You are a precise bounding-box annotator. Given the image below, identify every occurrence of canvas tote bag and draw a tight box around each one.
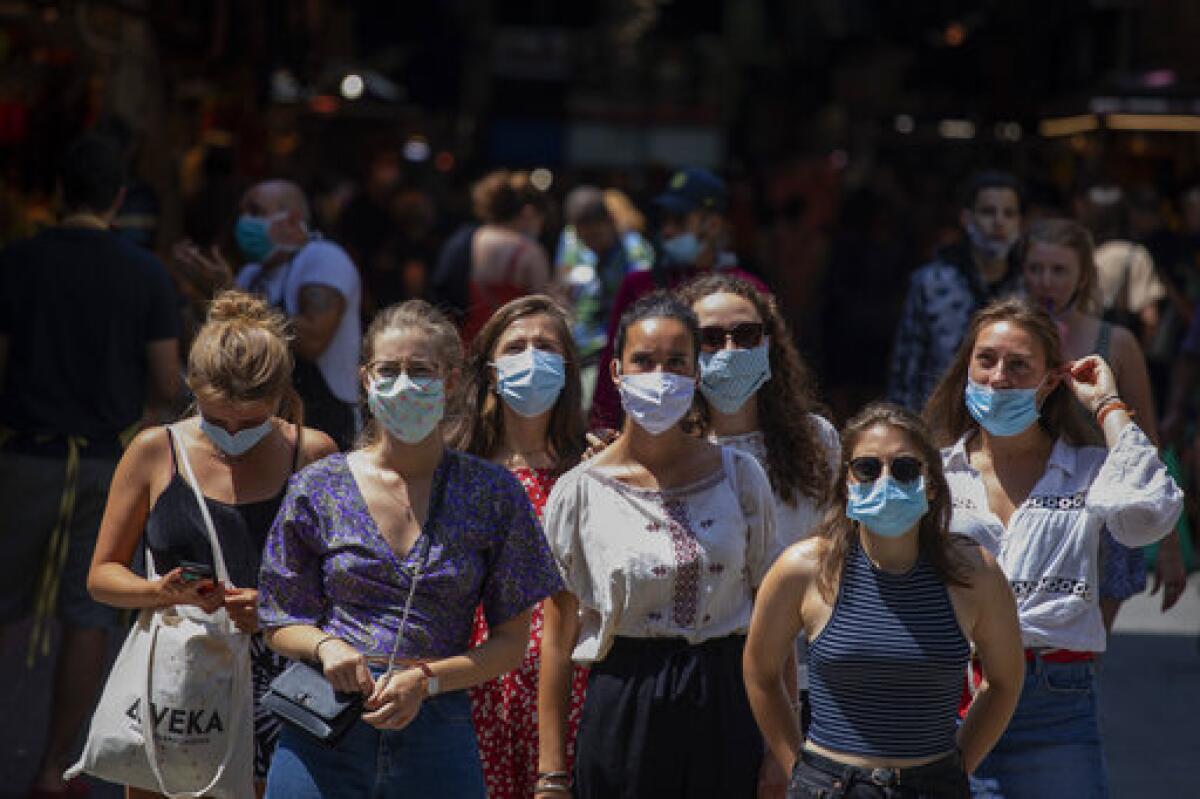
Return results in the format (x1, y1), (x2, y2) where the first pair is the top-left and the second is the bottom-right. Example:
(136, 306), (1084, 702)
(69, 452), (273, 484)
(66, 425), (254, 797)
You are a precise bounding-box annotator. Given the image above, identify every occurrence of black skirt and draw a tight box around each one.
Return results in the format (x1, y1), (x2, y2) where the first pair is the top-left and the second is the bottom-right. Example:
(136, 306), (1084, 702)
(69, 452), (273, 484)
(574, 634), (764, 799)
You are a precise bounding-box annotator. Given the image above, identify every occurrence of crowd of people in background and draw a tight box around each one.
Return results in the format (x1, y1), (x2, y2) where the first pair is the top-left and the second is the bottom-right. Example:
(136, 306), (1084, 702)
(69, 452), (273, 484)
(0, 129), (1195, 799)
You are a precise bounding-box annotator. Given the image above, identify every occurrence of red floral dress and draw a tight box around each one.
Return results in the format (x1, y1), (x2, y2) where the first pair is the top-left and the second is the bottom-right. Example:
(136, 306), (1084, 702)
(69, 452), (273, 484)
(470, 467), (589, 799)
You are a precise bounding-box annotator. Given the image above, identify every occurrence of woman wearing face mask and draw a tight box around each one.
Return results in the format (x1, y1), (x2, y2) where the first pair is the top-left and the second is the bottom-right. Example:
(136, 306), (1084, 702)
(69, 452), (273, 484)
(923, 298), (1183, 799)
(679, 274), (838, 752)
(538, 292), (781, 798)
(1018, 218), (1188, 623)
(744, 404), (1024, 799)
(256, 300), (563, 798)
(449, 295), (589, 799)
(87, 291), (338, 796)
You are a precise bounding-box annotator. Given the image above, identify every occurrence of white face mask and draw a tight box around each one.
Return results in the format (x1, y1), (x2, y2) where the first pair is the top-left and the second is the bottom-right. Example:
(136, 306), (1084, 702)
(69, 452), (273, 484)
(618, 371), (696, 435)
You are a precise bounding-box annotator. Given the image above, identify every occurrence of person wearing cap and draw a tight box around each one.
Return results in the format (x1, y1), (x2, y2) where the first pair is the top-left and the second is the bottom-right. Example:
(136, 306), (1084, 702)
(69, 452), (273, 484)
(588, 168), (768, 431)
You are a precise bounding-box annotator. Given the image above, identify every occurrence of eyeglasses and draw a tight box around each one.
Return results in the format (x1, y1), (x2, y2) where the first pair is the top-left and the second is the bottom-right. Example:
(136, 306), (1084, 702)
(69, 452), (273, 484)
(699, 322), (765, 350)
(848, 456), (924, 485)
(366, 360), (440, 388)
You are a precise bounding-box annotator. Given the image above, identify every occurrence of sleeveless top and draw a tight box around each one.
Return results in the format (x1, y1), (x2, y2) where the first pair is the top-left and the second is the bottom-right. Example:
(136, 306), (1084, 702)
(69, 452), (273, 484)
(463, 240), (528, 343)
(807, 543), (970, 759)
(144, 427), (297, 588)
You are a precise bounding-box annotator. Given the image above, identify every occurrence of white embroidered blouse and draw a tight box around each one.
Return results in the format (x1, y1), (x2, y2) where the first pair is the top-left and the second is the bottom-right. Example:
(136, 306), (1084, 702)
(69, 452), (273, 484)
(714, 413), (840, 547)
(544, 446), (781, 664)
(943, 423), (1183, 653)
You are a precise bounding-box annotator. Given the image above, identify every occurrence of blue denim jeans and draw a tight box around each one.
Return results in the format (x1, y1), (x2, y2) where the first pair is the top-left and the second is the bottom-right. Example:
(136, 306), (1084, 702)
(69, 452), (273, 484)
(264, 689), (485, 798)
(969, 658), (1108, 799)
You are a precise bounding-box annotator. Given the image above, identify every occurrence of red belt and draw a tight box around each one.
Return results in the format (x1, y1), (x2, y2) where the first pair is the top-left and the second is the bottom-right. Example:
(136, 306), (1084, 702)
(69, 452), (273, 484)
(1024, 648), (1094, 663)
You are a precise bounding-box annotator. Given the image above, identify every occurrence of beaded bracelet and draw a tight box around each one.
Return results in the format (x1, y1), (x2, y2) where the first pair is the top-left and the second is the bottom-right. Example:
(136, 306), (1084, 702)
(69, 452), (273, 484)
(1096, 400), (1133, 427)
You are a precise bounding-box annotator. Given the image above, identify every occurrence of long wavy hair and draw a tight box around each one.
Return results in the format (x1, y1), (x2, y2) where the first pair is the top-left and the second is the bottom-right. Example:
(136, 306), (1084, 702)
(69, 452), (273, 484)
(450, 295), (585, 475)
(678, 273), (833, 505)
(815, 404), (967, 601)
(922, 297), (1097, 448)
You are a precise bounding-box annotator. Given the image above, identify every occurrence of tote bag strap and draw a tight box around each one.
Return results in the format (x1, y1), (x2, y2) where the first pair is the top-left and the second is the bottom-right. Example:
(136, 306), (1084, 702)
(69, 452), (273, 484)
(141, 619), (250, 798)
(138, 425), (249, 796)
(170, 424), (236, 591)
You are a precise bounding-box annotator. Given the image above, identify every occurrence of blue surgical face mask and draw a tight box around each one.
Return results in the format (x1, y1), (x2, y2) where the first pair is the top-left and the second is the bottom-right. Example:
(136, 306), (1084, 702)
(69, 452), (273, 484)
(200, 417), (274, 458)
(698, 341), (771, 414)
(493, 348), (566, 418)
(235, 212), (302, 263)
(964, 378), (1043, 437)
(235, 215), (275, 262)
(367, 373), (445, 444)
(846, 475), (929, 538)
(661, 232), (701, 266)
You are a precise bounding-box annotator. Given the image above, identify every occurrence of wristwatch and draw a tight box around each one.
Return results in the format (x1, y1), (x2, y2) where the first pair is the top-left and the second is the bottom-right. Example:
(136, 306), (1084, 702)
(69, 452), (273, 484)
(415, 662), (439, 696)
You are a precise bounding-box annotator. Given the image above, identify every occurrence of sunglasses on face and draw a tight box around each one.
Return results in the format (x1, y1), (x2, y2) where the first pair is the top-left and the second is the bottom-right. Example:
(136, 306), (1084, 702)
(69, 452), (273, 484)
(848, 456), (924, 485)
(699, 322), (765, 350)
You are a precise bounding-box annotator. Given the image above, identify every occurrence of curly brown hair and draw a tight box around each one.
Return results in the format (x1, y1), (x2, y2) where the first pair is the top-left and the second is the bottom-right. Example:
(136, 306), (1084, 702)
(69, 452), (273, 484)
(678, 274), (833, 505)
(449, 295), (585, 475)
(814, 403), (968, 601)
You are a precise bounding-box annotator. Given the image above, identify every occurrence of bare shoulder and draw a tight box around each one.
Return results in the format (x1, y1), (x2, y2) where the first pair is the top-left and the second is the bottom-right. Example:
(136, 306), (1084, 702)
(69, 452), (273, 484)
(295, 425), (338, 466)
(1108, 324), (1144, 366)
(121, 425), (174, 484)
(774, 536), (824, 580)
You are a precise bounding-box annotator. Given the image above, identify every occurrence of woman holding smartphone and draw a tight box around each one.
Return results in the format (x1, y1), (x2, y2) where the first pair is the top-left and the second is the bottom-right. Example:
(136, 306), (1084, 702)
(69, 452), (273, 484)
(88, 291), (337, 796)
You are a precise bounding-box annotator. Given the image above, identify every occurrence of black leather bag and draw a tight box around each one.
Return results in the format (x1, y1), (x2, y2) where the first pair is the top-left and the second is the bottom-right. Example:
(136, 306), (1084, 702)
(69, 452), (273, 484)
(262, 661), (364, 746)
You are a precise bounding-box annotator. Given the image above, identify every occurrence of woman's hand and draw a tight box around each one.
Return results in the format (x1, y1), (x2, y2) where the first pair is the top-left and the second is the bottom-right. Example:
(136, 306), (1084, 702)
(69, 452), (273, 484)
(155, 568), (225, 614)
(1065, 355), (1120, 412)
(1150, 532), (1188, 612)
(583, 429), (619, 460)
(223, 587), (259, 633)
(362, 667), (427, 730)
(317, 638), (374, 695)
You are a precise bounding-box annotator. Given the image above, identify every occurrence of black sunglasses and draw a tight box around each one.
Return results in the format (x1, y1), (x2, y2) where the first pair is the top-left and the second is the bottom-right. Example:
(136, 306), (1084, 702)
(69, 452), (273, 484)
(699, 322), (765, 350)
(848, 456), (924, 485)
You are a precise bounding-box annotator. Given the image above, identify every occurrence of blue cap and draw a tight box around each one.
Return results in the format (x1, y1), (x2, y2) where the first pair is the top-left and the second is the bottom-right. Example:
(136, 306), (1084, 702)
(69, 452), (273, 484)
(653, 168), (727, 215)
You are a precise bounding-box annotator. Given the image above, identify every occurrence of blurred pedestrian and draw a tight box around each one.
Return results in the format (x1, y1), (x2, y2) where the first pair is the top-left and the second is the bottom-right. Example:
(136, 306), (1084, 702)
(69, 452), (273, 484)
(1079, 184), (1167, 349)
(887, 171), (1024, 412)
(924, 299), (1183, 798)
(178, 180), (363, 450)
(588, 168), (767, 431)
(430, 170), (552, 343)
(744, 404), (1023, 799)
(555, 186), (652, 362)
(86, 291), (337, 796)
(0, 132), (182, 796)
(451, 295), (589, 799)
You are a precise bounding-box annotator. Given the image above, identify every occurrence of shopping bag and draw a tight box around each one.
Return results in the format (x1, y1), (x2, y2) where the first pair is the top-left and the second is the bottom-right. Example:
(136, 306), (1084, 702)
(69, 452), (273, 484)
(65, 424), (254, 797)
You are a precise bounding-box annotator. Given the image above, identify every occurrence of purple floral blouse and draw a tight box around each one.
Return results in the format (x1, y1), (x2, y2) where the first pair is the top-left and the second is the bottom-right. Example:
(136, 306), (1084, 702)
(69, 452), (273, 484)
(257, 449), (563, 659)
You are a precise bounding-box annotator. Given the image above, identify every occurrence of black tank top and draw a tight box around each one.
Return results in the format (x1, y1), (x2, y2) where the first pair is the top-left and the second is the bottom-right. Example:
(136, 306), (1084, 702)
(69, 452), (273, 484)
(144, 427), (297, 588)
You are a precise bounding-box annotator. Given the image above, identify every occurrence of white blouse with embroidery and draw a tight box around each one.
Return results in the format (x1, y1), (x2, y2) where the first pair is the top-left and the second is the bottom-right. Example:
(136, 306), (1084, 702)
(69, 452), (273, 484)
(943, 423), (1182, 653)
(544, 446), (780, 664)
(714, 413), (840, 547)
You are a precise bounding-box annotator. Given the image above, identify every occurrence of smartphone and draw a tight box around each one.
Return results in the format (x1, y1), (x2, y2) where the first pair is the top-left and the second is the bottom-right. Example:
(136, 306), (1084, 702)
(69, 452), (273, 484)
(179, 560), (214, 583)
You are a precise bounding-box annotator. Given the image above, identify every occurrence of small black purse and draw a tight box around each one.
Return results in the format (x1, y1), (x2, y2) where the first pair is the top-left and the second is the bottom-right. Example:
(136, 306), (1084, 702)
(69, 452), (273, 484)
(261, 661), (364, 746)
(264, 543), (427, 746)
